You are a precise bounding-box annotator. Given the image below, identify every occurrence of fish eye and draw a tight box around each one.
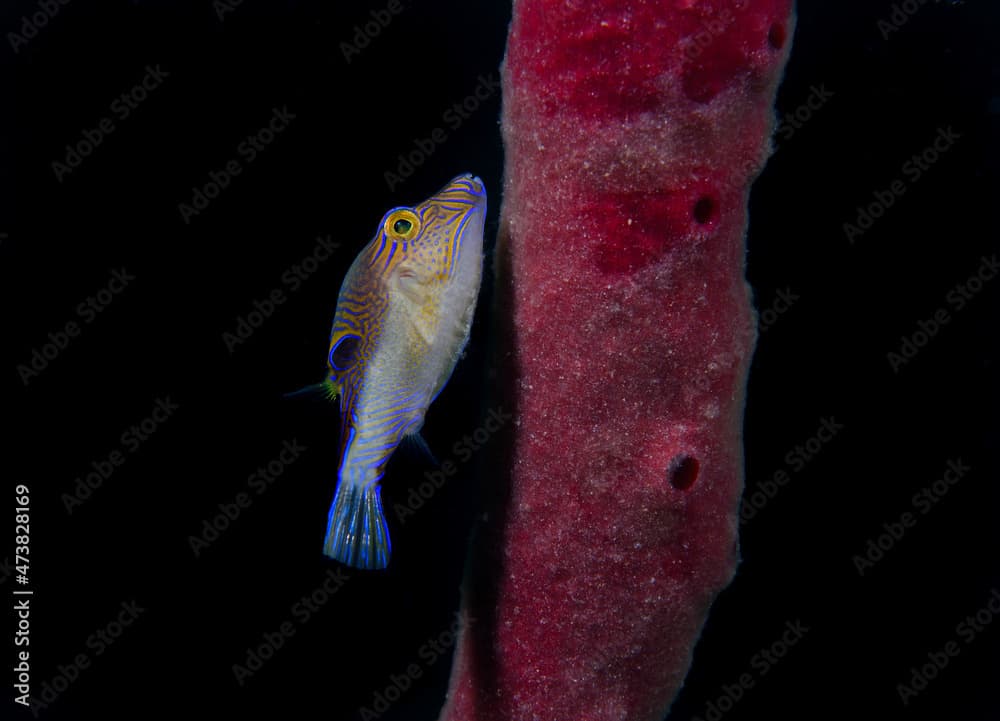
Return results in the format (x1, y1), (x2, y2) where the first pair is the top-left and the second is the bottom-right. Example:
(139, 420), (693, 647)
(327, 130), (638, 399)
(384, 209), (420, 241)
(329, 334), (360, 371)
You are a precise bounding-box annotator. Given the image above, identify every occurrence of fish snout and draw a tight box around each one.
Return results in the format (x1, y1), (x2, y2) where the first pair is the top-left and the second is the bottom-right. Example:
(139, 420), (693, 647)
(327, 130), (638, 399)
(438, 173), (486, 205)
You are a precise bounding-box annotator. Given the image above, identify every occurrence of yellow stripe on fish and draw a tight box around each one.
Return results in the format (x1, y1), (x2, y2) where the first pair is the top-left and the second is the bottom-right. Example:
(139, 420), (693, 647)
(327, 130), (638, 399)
(322, 174), (486, 569)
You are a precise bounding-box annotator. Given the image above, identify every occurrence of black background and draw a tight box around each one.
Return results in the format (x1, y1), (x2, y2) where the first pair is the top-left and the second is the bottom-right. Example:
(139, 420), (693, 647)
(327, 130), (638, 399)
(3, 1), (997, 720)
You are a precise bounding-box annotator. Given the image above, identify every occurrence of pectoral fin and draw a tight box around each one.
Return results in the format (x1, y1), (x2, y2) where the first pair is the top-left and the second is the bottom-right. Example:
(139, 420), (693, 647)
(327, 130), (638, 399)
(283, 378), (339, 402)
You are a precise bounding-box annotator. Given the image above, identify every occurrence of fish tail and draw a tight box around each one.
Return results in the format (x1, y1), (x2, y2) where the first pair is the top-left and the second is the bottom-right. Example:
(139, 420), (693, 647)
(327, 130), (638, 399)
(323, 481), (391, 570)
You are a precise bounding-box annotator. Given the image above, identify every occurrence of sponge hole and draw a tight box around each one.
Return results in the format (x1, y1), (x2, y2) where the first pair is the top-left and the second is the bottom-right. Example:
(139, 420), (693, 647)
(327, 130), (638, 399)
(768, 23), (786, 50)
(693, 196), (716, 225)
(668, 455), (700, 490)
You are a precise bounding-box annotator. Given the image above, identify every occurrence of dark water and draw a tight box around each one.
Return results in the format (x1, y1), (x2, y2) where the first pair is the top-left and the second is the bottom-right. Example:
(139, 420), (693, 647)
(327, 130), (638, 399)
(3, 1), (996, 720)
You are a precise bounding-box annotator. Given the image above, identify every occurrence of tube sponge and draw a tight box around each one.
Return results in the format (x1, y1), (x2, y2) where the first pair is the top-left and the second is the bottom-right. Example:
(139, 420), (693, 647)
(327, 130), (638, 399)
(440, 1), (795, 719)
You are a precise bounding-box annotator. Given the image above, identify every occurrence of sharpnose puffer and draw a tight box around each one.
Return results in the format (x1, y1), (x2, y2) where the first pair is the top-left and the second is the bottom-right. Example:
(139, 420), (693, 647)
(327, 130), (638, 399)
(321, 174), (486, 569)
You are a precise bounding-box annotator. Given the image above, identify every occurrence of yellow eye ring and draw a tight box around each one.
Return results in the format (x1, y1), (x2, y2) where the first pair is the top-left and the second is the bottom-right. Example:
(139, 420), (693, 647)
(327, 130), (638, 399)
(385, 209), (420, 241)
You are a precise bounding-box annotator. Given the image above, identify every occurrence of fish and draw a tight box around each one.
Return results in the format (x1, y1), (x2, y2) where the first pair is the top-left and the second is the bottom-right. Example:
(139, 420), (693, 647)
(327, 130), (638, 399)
(320, 173), (487, 569)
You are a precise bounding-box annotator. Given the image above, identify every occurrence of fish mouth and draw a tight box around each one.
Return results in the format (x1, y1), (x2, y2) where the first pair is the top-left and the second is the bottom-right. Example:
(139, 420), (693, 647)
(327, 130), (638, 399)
(413, 174), (486, 279)
(418, 173), (487, 229)
(435, 173), (486, 206)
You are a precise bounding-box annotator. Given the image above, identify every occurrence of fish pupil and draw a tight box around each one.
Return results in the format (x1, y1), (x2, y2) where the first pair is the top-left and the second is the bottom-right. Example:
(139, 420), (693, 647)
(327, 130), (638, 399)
(393, 218), (412, 235)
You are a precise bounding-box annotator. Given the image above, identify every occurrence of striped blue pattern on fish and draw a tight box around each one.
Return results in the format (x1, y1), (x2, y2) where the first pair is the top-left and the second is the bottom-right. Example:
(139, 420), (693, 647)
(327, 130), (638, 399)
(319, 174), (487, 569)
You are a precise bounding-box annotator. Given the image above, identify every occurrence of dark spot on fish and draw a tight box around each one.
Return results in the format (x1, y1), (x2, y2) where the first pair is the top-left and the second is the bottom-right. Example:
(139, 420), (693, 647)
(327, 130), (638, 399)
(330, 334), (361, 371)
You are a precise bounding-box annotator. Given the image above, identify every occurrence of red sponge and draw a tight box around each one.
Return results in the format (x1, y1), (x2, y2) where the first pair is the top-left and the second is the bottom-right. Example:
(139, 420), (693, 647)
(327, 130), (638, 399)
(440, 1), (794, 719)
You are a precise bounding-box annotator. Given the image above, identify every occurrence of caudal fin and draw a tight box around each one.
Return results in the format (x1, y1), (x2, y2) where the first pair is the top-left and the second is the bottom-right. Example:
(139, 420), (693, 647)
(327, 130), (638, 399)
(323, 482), (391, 569)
